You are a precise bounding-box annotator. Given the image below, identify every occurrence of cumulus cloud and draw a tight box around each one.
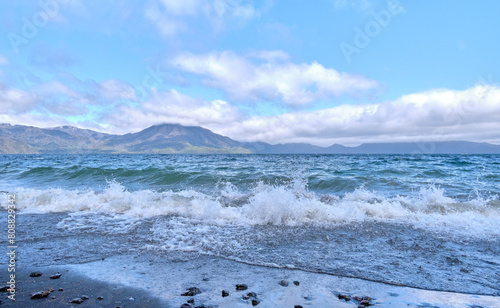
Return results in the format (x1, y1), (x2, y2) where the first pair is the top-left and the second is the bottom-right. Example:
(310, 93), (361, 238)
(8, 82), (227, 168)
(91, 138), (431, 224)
(172, 51), (378, 106)
(0, 84), (37, 113)
(214, 85), (500, 146)
(103, 89), (242, 133)
(100, 79), (137, 100)
(146, 0), (261, 36)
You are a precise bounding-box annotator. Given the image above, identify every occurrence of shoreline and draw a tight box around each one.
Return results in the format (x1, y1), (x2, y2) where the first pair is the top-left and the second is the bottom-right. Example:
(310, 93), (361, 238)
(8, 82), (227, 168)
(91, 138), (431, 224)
(4, 254), (497, 308)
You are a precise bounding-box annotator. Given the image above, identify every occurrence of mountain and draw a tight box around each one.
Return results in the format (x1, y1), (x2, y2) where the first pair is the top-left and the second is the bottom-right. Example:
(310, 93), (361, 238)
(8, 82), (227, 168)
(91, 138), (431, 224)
(1, 123), (500, 154)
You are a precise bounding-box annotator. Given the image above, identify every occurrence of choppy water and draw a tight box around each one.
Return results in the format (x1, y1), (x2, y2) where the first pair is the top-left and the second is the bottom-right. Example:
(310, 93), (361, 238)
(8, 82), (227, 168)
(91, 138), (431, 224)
(1, 154), (499, 295)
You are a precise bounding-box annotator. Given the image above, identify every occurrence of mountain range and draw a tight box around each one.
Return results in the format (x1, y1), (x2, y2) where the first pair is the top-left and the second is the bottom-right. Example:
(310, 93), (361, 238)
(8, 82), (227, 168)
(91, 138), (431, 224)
(1, 123), (500, 154)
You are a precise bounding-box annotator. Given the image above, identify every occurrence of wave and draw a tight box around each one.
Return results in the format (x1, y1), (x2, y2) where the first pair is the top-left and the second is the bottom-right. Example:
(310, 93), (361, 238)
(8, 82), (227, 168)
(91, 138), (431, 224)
(2, 178), (499, 237)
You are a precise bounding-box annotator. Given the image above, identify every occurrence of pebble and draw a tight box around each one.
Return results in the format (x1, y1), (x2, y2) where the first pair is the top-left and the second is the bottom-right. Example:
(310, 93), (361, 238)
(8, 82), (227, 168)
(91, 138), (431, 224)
(180, 304), (192, 308)
(279, 280), (289, 287)
(129, 297), (135, 301)
(338, 294), (351, 301)
(97, 296), (104, 300)
(187, 298), (195, 304)
(295, 306), (303, 308)
(242, 292), (257, 300)
(50, 273), (61, 279)
(30, 271), (42, 277)
(30, 290), (51, 299)
(293, 281), (300, 286)
(236, 284), (248, 291)
(251, 299), (260, 306)
(69, 298), (84, 304)
(81, 295), (89, 300)
(181, 287), (202, 296)
(446, 257), (462, 265)
(222, 290), (229, 297)
(59, 288), (63, 291)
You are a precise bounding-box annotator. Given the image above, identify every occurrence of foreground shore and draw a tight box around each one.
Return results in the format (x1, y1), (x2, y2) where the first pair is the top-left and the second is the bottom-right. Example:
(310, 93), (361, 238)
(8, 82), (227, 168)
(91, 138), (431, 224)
(3, 254), (499, 308)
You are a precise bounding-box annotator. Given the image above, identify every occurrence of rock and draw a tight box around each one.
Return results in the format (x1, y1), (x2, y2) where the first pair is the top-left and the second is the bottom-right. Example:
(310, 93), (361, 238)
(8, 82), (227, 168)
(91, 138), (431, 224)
(30, 271), (42, 277)
(50, 273), (61, 279)
(295, 306), (303, 308)
(251, 299), (260, 306)
(446, 257), (462, 265)
(0, 286), (10, 292)
(222, 290), (229, 297)
(97, 296), (104, 300)
(30, 290), (51, 299)
(303, 296), (313, 301)
(129, 297), (135, 301)
(180, 304), (192, 308)
(202, 277), (210, 281)
(58, 288), (63, 292)
(242, 292), (257, 300)
(360, 299), (371, 306)
(279, 280), (289, 287)
(181, 287), (202, 296)
(81, 295), (89, 300)
(187, 298), (194, 304)
(51, 296), (56, 299)
(353, 296), (362, 301)
(338, 294), (351, 301)
(70, 298), (84, 304)
(293, 280), (300, 286)
(236, 284), (248, 291)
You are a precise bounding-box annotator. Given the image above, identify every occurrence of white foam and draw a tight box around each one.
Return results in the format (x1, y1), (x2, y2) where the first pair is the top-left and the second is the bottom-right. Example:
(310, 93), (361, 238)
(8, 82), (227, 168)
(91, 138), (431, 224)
(2, 179), (499, 237)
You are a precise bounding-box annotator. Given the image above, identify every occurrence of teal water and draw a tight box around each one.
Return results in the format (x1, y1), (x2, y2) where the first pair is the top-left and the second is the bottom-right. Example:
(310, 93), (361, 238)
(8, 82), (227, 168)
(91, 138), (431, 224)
(1, 154), (499, 295)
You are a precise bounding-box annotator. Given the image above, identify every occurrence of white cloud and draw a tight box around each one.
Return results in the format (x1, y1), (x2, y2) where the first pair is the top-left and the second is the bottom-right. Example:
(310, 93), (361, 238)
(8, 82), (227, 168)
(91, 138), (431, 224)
(0, 85), (37, 113)
(103, 89), (242, 134)
(214, 85), (500, 146)
(146, 0), (261, 37)
(172, 51), (378, 106)
(100, 79), (136, 100)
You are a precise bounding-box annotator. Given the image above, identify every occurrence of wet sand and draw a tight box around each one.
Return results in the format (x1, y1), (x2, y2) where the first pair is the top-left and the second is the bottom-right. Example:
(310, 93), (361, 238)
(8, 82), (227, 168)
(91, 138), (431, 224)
(5, 254), (497, 308)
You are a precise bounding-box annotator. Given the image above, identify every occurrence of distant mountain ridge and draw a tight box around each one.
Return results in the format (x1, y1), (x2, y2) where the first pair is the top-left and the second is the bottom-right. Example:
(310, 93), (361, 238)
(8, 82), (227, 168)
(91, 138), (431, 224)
(1, 123), (500, 154)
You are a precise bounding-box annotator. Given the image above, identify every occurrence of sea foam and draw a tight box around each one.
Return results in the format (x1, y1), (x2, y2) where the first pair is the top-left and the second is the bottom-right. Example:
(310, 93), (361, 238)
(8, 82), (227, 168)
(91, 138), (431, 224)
(2, 178), (499, 237)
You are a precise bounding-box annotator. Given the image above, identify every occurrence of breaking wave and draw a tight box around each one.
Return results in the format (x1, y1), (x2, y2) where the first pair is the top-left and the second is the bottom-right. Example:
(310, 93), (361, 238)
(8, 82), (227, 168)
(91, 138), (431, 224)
(2, 178), (499, 237)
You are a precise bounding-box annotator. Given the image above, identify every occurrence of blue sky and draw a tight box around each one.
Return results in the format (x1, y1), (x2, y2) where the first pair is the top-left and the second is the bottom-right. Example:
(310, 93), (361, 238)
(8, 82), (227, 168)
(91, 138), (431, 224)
(0, 0), (499, 145)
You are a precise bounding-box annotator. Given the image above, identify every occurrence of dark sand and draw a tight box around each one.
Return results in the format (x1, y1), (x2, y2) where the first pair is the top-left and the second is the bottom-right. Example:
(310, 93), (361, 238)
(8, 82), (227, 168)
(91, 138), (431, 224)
(0, 266), (166, 307)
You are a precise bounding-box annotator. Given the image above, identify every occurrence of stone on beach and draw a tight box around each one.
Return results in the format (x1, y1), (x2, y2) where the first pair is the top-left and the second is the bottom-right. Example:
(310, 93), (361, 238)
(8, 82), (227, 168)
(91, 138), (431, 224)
(338, 294), (351, 301)
(293, 280), (300, 286)
(69, 297), (84, 304)
(279, 280), (289, 287)
(242, 292), (257, 300)
(30, 271), (42, 277)
(181, 287), (202, 296)
(30, 290), (52, 299)
(222, 290), (229, 297)
(180, 304), (192, 308)
(50, 273), (62, 279)
(251, 299), (260, 306)
(236, 284), (248, 291)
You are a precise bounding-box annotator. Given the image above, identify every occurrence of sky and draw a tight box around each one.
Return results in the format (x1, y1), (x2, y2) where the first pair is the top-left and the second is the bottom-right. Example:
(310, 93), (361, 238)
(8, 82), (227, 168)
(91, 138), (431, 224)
(0, 0), (499, 146)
